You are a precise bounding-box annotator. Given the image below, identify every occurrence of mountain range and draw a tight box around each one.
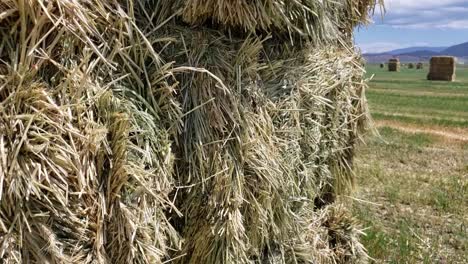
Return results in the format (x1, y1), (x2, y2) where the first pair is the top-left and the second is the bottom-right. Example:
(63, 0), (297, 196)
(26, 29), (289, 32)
(363, 41), (468, 63)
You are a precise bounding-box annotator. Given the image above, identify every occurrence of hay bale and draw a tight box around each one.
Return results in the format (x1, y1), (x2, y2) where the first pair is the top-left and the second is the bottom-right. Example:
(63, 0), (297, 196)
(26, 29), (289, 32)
(388, 58), (400, 72)
(380, 63), (385, 68)
(427, 56), (456, 81)
(1, 0), (378, 263)
(0, 77), (179, 263)
(155, 25), (370, 263)
(0, 2), (180, 263)
(417, 62), (424, 69)
(145, 0), (380, 40)
(408, 63), (414, 69)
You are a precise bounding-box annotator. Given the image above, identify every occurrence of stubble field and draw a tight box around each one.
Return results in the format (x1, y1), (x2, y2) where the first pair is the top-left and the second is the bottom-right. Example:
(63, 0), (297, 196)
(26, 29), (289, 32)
(351, 64), (468, 263)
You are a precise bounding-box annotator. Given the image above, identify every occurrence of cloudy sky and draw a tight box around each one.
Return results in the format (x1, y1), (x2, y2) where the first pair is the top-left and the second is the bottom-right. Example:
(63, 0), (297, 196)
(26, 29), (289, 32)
(355, 0), (468, 53)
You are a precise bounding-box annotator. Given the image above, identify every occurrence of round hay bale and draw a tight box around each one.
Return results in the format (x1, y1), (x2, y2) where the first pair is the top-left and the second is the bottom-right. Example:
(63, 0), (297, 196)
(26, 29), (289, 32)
(380, 63), (384, 68)
(408, 63), (414, 69)
(416, 62), (424, 69)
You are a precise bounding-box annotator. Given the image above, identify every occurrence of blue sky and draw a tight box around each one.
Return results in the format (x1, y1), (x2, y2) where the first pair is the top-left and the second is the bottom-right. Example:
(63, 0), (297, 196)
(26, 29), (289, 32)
(355, 0), (468, 53)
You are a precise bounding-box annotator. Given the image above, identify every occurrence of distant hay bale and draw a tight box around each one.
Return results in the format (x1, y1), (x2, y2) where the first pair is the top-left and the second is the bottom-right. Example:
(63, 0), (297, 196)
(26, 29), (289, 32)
(408, 63), (414, 69)
(416, 62), (424, 69)
(427, 56), (456, 81)
(380, 63), (384, 68)
(388, 58), (400, 72)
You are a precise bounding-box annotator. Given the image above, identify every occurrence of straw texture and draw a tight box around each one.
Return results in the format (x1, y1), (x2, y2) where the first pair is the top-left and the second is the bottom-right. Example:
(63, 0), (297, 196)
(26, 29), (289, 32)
(427, 56), (456, 81)
(152, 24), (371, 263)
(0, 0), (380, 263)
(0, 1), (180, 262)
(388, 58), (400, 72)
(142, 0), (382, 41)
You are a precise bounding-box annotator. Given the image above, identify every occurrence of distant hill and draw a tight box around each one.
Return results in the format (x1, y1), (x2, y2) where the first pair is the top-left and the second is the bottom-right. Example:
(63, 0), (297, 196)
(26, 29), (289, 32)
(441, 41), (468, 57)
(363, 41), (468, 63)
(399, 50), (441, 57)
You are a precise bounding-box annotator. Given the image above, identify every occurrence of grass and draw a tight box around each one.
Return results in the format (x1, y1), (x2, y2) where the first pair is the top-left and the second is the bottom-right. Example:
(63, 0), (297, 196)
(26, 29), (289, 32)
(365, 64), (468, 129)
(350, 64), (468, 263)
(378, 126), (435, 147)
(371, 113), (468, 128)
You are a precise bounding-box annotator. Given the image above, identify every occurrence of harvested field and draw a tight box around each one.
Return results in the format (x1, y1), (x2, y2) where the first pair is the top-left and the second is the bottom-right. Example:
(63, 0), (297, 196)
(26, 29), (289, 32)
(355, 64), (468, 263)
(366, 64), (468, 129)
(353, 128), (467, 263)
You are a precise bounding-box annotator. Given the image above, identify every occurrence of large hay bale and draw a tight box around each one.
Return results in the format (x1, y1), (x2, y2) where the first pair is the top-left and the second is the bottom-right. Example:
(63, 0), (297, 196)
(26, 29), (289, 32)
(156, 0), (380, 38)
(0, 0), (379, 263)
(408, 63), (414, 69)
(157, 26), (370, 263)
(380, 63), (385, 68)
(427, 56), (456, 81)
(0, 2), (180, 263)
(417, 62), (424, 69)
(388, 58), (400, 72)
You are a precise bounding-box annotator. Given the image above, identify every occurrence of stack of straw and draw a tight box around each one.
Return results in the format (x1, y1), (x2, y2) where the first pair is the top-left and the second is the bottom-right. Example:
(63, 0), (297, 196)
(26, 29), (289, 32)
(427, 56), (456, 81)
(388, 58), (400, 72)
(1, 0), (381, 263)
(0, 2), (180, 262)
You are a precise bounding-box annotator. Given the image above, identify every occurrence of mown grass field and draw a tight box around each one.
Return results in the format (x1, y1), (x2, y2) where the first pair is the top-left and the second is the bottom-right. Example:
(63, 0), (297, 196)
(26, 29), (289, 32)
(365, 64), (468, 130)
(351, 64), (468, 263)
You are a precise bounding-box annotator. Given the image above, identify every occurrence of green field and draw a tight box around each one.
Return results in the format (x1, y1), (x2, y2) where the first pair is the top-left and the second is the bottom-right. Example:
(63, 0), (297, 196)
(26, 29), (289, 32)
(365, 64), (468, 128)
(351, 64), (468, 263)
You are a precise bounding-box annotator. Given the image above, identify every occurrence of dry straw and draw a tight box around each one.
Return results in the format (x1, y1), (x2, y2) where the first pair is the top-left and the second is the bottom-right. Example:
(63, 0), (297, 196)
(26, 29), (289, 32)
(0, 1), (180, 262)
(388, 58), (400, 72)
(0, 0), (381, 263)
(156, 26), (371, 262)
(427, 56), (456, 81)
(146, 0), (383, 42)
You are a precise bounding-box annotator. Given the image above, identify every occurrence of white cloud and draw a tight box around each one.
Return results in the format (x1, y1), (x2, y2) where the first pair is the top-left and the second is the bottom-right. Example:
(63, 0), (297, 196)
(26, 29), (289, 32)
(385, 0), (466, 9)
(356, 1), (468, 53)
(358, 41), (435, 54)
(358, 42), (402, 53)
(376, 0), (468, 29)
(392, 20), (468, 29)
